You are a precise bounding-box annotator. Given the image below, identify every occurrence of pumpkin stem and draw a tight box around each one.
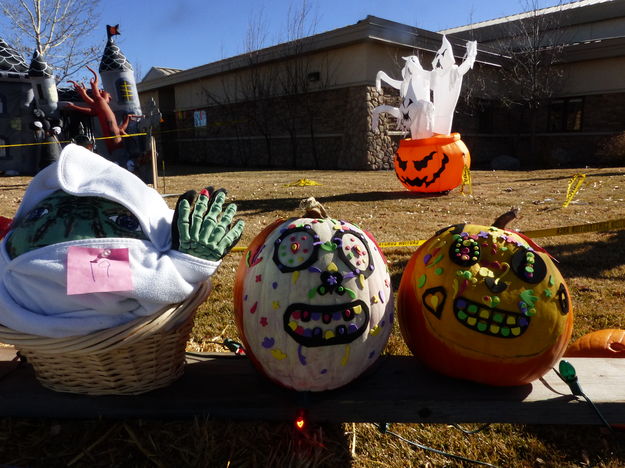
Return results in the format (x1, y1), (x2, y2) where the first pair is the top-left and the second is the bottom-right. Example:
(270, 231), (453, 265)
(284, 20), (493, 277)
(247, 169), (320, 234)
(492, 207), (520, 229)
(300, 197), (329, 218)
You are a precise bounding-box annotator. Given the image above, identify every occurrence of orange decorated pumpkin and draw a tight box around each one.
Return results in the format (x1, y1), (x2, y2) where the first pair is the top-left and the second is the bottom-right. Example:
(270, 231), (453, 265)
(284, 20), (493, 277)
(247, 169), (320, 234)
(233, 204), (393, 391)
(565, 329), (625, 358)
(397, 223), (574, 386)
(394, 133), (470, 193)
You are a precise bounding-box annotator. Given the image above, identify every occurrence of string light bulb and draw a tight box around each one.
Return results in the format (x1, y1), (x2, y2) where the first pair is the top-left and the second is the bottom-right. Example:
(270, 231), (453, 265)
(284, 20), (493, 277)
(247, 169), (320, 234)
(294, 409), (307, 431)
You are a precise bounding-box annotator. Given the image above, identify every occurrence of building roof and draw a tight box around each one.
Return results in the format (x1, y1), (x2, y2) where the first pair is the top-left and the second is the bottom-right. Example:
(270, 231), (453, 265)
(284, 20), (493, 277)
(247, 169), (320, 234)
(0, 38), (28, 73)
(141, 66), (182, 83)
(440, 0), (624, 41)
(138, 16), (496, 92)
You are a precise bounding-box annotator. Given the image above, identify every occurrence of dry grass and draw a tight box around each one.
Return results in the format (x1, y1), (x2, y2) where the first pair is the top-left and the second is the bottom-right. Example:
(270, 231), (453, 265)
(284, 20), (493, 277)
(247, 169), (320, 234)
(1, 165), (625, 467)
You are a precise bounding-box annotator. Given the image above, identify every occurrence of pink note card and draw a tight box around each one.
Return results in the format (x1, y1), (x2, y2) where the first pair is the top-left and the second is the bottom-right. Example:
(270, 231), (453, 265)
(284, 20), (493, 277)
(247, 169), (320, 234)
(66, 247), (134, 295)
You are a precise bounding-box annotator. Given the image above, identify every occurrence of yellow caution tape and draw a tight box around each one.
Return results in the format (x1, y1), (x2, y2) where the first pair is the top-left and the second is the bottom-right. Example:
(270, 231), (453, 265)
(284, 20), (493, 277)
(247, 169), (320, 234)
(378, 240), (426, 248)
(285, 179), (321, 187)
(95, 132), (147, 140)
(523, 218), (625, 238)
(0, 132), (147, 149)
(562, 173), (586, 208)
(229, 218), (625, 253)
(0, 140), (70, 148)
(460, 166), (472, 196)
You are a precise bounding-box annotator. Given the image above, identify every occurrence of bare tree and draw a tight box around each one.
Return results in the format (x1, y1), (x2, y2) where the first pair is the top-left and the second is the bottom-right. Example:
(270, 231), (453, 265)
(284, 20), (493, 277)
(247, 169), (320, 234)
(199, 0), (338, 169)
(0, 0), (101, 82)
(277, 0), (323, 168)
(495, 0), (568, 164)
(239, 6), (278, 166)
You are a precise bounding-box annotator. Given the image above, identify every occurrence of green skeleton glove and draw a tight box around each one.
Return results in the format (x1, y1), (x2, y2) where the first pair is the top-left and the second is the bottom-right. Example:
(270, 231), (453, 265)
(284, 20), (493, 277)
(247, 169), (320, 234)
(172, 187), (244, 261)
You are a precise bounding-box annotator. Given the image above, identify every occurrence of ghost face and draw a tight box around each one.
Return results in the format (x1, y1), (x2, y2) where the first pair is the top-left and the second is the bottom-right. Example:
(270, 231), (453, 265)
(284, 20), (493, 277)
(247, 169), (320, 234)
(5, 190), (146, 259)
(236, 217), (393, 391)
(432, 37), (455, 70)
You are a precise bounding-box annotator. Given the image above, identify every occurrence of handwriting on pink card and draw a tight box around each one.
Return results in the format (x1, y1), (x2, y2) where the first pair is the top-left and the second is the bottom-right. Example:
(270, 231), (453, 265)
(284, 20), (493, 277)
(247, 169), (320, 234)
(67, 247), (133, 295)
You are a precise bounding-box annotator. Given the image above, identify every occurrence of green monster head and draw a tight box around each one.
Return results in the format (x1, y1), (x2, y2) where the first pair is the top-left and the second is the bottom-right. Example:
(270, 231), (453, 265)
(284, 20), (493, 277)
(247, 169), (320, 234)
(6, 190), (147, 259)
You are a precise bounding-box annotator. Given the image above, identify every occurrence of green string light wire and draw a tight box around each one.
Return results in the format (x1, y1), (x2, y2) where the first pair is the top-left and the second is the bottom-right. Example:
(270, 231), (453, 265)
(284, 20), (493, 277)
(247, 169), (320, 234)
(376, 423), (501, 468)
(555, 359), (615, 433)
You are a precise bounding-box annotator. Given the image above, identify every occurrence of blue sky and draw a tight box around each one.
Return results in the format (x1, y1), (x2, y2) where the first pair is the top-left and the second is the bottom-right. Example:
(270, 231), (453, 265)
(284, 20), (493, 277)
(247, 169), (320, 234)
(4, 0), (564, 81)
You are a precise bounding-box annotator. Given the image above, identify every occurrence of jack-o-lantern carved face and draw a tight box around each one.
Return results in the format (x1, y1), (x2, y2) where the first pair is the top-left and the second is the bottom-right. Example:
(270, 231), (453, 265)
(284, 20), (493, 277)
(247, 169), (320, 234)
(394, 133), (470, 193)
(396, 150), (449, 189)
(234, 217), (393, 392)
(397, 224), (573, 386)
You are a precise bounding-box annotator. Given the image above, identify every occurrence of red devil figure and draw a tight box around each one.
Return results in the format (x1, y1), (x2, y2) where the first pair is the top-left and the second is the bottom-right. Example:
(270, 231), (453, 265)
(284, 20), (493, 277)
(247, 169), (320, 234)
(66, 66), (135, 153)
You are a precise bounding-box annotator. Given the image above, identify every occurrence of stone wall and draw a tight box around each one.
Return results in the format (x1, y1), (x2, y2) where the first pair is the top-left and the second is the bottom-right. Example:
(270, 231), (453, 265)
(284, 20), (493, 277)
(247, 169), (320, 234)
(364, 87), (397, 170)
(168, 84), (625, 170)
(170, 85), (397, 170)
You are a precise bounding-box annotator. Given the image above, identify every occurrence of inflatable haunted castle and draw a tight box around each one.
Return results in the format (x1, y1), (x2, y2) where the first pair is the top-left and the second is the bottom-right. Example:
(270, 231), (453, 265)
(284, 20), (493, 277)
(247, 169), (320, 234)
(0, 25), (151, 178)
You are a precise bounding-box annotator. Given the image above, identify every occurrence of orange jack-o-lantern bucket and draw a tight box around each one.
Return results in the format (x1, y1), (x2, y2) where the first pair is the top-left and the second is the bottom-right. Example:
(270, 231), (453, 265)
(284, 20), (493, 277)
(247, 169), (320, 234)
(394, 133), (470, 193)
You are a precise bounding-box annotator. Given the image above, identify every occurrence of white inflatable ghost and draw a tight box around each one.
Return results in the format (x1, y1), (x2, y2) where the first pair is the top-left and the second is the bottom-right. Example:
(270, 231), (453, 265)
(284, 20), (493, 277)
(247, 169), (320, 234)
(373, 54), (434, 139)
(430, 36), (478, 135)
(371, 36), (478, 139)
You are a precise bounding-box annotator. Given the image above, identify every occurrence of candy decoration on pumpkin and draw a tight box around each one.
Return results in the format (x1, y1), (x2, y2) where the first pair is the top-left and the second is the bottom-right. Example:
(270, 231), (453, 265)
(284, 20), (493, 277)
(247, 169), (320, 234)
(234, 198), (393, 391)
(372, 37), (477, 193)
(397, 223), (573, 386)
(565, 329), (625, 358)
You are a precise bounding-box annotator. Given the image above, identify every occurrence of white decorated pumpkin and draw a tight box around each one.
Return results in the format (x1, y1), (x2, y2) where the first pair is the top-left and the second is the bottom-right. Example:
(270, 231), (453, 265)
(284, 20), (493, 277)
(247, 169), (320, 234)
(234, 201), (393, 391)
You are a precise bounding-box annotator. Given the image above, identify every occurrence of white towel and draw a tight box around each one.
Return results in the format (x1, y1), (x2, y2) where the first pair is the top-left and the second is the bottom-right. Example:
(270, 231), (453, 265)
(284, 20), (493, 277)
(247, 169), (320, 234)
(13, 144), (172, 252)
(0, 145), (221, 337)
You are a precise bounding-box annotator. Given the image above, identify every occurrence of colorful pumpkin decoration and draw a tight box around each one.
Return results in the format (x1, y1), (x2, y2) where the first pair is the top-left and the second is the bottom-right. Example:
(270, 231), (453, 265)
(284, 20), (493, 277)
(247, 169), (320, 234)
(397, 223), (574, 386)
(565, 329), (625, 358)
(234, 200), (393, 392)
(394, 133), (470, 193)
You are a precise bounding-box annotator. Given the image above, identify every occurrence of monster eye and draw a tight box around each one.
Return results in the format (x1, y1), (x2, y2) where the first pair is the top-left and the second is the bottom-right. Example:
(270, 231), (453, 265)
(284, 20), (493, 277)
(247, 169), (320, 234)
(396, 155), (408, 171)
(333, 229), (374, 278)
(273, 226), (320, 272)
(108, 214), (142, 232)
(557, 283), (570, 315)
(449, 235), (480, 267)
(510, 248), (547, 284)
(24, 207), (49, 222)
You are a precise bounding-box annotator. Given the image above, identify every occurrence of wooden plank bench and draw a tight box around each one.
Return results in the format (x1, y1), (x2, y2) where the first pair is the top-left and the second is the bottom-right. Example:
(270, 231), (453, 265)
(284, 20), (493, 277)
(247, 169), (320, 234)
(0, 346), (623, 425)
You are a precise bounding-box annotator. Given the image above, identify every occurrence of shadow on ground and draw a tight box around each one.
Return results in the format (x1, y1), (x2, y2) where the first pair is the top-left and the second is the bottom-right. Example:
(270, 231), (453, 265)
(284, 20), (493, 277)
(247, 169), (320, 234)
(234, 190), (448, 216)
(545, 229), (625, 279)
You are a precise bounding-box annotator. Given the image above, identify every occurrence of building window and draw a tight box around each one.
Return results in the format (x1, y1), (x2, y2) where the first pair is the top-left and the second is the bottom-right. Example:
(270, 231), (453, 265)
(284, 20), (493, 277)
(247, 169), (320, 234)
(307, 71), (320, 82)
(548, 97), (583, 132)
(0, 137), (8, 158)
(115, 78), (134, 104)
(193, 110), (207, 128)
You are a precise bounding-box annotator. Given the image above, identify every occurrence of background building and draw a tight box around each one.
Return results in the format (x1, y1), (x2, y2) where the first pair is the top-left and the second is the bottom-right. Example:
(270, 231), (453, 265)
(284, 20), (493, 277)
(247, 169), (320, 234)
(132, 0), (625, 170)
(445, 0), (625, 168)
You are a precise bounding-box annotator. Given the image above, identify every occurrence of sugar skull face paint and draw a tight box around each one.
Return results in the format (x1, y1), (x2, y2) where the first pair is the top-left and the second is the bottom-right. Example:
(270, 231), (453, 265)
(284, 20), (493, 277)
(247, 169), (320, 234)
(234, 217), (393, 391)
(397, 223), (574, 386)
(6, 190), (146, 258)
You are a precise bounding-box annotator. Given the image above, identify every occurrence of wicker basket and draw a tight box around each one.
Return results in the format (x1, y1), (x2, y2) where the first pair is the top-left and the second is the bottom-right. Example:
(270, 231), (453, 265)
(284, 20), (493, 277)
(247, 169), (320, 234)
(0, 281), (210, 395)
